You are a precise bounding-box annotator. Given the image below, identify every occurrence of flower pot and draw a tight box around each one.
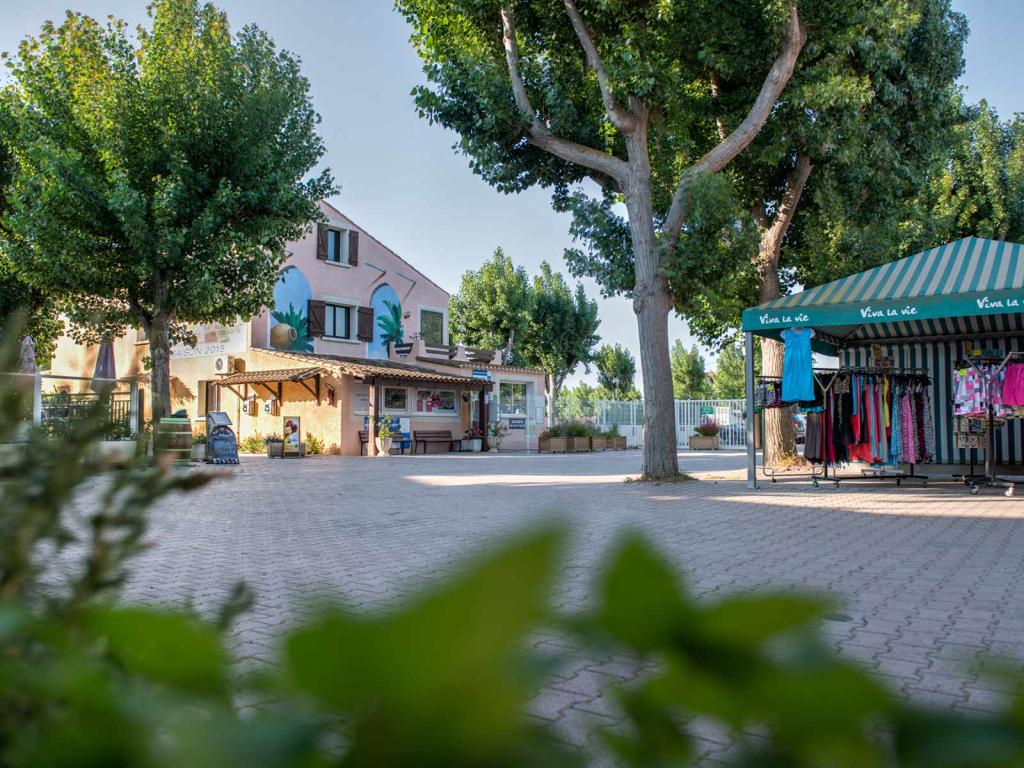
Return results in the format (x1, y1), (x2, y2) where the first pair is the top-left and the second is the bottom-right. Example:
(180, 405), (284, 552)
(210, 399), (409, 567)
(376, 436), (394, 455)
(191, 443), (206, 462)
(590, 436), (607, 451)
(267, 441), (284, 458)
(539, 436), (568, 453)
(689, 434), (719, 450)
(393, 342), (414, 357)
(462, 438), (482, 452)
(92, 440), (137, 466)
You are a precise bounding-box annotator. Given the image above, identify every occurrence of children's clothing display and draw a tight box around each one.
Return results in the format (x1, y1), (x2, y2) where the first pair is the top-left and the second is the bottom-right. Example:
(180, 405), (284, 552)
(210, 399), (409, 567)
(781, 327), (815, 402)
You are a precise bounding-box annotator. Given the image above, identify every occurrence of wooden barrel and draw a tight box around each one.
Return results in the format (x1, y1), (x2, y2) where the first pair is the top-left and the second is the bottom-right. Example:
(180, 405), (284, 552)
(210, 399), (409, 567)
(156, 417), (192, 465)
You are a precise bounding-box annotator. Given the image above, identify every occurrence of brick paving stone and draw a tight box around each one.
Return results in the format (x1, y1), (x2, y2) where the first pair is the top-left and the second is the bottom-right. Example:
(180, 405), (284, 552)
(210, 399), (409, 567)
(62, 450), (1024, 762)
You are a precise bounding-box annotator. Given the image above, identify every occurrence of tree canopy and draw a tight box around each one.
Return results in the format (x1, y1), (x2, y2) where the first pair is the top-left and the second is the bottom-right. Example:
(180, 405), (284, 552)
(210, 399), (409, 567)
(449, 247), (533, 364)
(594, 343), (639, 401)
(1, 0), (332, 416)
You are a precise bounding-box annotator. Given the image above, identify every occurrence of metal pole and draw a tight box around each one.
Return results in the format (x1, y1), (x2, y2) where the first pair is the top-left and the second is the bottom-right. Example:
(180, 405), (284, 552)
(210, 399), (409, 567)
(32, 373), (42, 426)
(745, 332), (757, 489)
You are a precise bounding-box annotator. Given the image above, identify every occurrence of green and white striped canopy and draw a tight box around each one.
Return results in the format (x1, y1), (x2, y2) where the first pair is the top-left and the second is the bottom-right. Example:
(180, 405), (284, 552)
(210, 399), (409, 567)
(741, 237), (1024, 350)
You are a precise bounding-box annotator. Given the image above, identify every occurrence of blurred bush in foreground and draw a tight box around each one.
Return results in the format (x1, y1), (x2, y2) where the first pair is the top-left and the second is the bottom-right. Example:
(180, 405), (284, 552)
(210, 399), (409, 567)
(2, 319), (1024, 767)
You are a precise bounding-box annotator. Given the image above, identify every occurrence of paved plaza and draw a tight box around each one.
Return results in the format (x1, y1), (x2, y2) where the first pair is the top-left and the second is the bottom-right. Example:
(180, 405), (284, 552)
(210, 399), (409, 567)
(95, 449), (1024, 762)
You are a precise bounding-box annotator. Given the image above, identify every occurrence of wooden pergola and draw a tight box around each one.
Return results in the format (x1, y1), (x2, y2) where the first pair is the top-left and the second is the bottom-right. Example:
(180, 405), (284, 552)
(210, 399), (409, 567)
(215, 367), (327, 406)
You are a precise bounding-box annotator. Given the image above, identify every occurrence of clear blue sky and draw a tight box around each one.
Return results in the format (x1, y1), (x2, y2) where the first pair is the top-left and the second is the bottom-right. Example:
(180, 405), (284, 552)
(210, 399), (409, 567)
(1, 0), (1020, 386)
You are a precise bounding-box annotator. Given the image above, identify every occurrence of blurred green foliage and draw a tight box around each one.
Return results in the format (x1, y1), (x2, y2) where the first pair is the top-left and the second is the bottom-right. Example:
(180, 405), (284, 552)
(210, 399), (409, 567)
(3, 315), (1024, 766)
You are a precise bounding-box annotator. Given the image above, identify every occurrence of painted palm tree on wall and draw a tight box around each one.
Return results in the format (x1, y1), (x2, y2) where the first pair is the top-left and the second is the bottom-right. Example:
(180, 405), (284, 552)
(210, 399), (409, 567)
(377, 299), (404, 353)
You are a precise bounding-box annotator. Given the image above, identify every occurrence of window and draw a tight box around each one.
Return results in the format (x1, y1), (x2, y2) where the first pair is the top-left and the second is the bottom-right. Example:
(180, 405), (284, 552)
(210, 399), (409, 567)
(383, 387), (408, 412)
(499, 382), (528, 416)
(415, 388), (456, 414)
(324, 303), (352, 339)
(198, 380), (221, 416)
(420, 310), (444, 346)
(325, 229), (346, 263)
(354, 382), (370, 414)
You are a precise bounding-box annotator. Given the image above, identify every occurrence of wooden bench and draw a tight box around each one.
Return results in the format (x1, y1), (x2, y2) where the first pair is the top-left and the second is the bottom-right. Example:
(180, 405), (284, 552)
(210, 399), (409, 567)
(359, 430), (410, 455)
(413, 429), (462, 454)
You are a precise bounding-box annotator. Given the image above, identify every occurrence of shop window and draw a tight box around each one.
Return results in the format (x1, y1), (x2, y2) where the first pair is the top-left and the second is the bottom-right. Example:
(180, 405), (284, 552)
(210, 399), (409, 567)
(415, 388), (456, 414)
(420, 310), (444, 346)
(325, 303), (352, 339)
(354, 382), (370, 414)
(383, 386), (408, 412)
(499, 382), (528, 416)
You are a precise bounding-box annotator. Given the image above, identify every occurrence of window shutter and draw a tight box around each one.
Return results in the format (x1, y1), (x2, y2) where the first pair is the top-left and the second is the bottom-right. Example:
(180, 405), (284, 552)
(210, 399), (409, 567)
(308, 300), (326, 338)
(357, 306), (374, 342)
(316, 224), (328, 261)
(348, 230), (359, 265)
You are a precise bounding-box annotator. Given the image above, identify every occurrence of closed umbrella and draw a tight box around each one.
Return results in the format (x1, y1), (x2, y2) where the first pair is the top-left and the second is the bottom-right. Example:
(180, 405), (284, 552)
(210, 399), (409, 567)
(18, 336), (37, 374)
(90, 340), (117, 393)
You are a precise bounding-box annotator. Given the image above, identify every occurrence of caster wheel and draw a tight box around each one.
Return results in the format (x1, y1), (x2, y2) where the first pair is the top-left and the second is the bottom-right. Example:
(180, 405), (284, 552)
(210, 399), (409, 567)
(923, 480), (928, 487)
(812, 480), (819, 488)
(896, 480), (902, 487)
(970, 485), (979, 495)
(834, 481), (840, 488)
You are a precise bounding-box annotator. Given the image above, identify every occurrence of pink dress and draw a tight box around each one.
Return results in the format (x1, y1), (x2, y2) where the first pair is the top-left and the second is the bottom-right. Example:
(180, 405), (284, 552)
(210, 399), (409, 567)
(1004, 364), (1024, 405)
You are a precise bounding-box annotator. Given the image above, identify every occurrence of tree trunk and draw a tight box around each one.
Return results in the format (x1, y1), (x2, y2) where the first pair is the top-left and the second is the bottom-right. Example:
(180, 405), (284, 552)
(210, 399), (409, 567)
(623, 142), (678, 478)
(755, 156), (812, 465)
(547, 373), (559, 426)
(148, 312), (172, 424)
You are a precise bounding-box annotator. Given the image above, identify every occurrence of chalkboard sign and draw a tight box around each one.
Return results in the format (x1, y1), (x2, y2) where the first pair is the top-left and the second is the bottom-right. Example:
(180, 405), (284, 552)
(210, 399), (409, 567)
(509, 418), (526, 430)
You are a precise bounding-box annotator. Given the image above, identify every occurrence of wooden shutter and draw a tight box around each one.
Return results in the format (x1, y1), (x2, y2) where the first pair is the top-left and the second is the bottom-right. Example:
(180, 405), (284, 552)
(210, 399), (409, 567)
(308, 300), (326, 338)
(316, 224), (328, 261)
(348, 230), (359, 265)
(357, 306), (374, 342)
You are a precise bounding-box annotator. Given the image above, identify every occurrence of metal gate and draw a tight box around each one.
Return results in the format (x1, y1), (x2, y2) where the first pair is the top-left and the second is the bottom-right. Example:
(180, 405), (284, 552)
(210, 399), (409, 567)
(676, 399), (746, 448)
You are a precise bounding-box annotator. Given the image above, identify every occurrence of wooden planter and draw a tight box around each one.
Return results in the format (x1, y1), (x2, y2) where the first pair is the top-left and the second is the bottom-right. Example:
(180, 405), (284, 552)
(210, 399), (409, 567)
(539, 436), (569, 453)
(569, 436), (591, 452)
(611, 435), (627, 450)
(689, 434), (720, 450)
(590, 435), (608, 451)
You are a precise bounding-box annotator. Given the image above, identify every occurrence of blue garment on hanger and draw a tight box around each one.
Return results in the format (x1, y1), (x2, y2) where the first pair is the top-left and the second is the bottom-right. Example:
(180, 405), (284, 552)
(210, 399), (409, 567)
(781, 328), (815, 402)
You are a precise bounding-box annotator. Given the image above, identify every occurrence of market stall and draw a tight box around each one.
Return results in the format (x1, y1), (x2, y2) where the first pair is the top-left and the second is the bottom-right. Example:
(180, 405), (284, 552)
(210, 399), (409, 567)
(742, 236), (1024, 492)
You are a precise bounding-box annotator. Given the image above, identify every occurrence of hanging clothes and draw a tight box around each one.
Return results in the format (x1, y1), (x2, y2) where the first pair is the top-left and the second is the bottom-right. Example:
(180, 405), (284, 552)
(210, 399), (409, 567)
(781, 327), (816, 402)
(1003, 363), (1024, 406)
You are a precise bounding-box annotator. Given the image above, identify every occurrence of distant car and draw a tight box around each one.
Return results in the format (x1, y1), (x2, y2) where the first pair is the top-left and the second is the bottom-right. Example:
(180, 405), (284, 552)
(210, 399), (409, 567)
(792, 413), (806, 445)
(718, 421), (746, 446)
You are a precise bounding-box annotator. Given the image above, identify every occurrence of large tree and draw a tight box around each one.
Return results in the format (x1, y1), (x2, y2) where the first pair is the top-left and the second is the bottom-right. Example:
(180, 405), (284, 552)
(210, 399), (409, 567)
(520, 262), (600, 424)
(449, 247), (533, 364)
(1, 0), (332, 418)
(594, 343), (639, 401)
(399, 0), (808, 478)
(672, 0), (966, 461)
(712, 341), (752, 400)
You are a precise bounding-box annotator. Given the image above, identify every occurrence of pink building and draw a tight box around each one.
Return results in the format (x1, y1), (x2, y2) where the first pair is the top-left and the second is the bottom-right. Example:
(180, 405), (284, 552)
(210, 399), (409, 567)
(50, 201), (547, 454)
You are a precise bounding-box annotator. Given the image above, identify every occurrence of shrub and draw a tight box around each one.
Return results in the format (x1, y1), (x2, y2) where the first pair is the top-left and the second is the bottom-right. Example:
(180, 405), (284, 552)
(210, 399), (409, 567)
(238, 432), (267, 453)
(305, 432), (324, 455)
(102, 419), (135, 441)
(604, 424), (621, 438)
(543, 420), (602, 438)
(694, 418), (720, 436)
(488, 420), (508, 449)
(191, 427), (207, 445)
(465, 425), (485, 439)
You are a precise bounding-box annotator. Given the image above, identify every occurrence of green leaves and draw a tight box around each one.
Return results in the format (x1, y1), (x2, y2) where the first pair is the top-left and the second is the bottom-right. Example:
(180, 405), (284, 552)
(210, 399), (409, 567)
(285, 528), (573, 766)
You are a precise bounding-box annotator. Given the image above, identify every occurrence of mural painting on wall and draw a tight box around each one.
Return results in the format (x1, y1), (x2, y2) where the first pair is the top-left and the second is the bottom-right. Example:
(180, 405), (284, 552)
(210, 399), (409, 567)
(271, 266), (314, 352)
(368, 284), (403, 359)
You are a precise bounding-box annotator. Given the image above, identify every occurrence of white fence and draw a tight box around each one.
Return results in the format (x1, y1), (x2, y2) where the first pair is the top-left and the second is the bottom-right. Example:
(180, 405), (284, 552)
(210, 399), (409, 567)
(551, 393), (747, 450)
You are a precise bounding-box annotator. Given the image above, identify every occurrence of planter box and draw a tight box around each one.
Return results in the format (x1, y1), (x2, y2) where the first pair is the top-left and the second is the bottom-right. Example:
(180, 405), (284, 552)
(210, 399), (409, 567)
(539, 436), (569, 453)
(589, 436), (608, 451)
(92, 440), (137, 466)
(569, 436), (591, 453)
(191, 443), (207, 462)
(689, 435), (720, 450)
(462, 438), (482, 453)
(610, 435), (627, 450)
(267, 441), (283, 458)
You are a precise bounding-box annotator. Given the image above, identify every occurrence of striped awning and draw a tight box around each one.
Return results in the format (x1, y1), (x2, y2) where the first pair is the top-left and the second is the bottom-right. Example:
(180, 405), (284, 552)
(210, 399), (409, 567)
(741, 237), (1024, 349)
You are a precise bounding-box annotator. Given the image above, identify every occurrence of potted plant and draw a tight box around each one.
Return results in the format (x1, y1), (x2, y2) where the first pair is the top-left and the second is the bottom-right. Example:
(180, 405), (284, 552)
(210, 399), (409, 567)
(538, 425), (569, 453)
(606, 425), (627, 450)
(376, 417), (394, 456)
(191, 429), (207, 461)
(463, 425), (484, 452)
(265, 434), (284, 458)
(690, 418), (720, 450)
(93, 420), (137, 465)
(488, 420), (508, 451)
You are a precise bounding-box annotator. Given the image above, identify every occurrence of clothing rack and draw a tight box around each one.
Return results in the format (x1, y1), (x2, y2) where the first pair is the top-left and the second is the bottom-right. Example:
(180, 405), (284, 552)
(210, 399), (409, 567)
(755, 371), (830, 485)
(956, 352), (1024, 497)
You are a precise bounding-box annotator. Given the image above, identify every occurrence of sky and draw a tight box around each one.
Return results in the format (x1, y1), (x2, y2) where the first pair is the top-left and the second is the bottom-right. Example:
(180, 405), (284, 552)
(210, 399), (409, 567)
(1, 0), (1021, 387)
